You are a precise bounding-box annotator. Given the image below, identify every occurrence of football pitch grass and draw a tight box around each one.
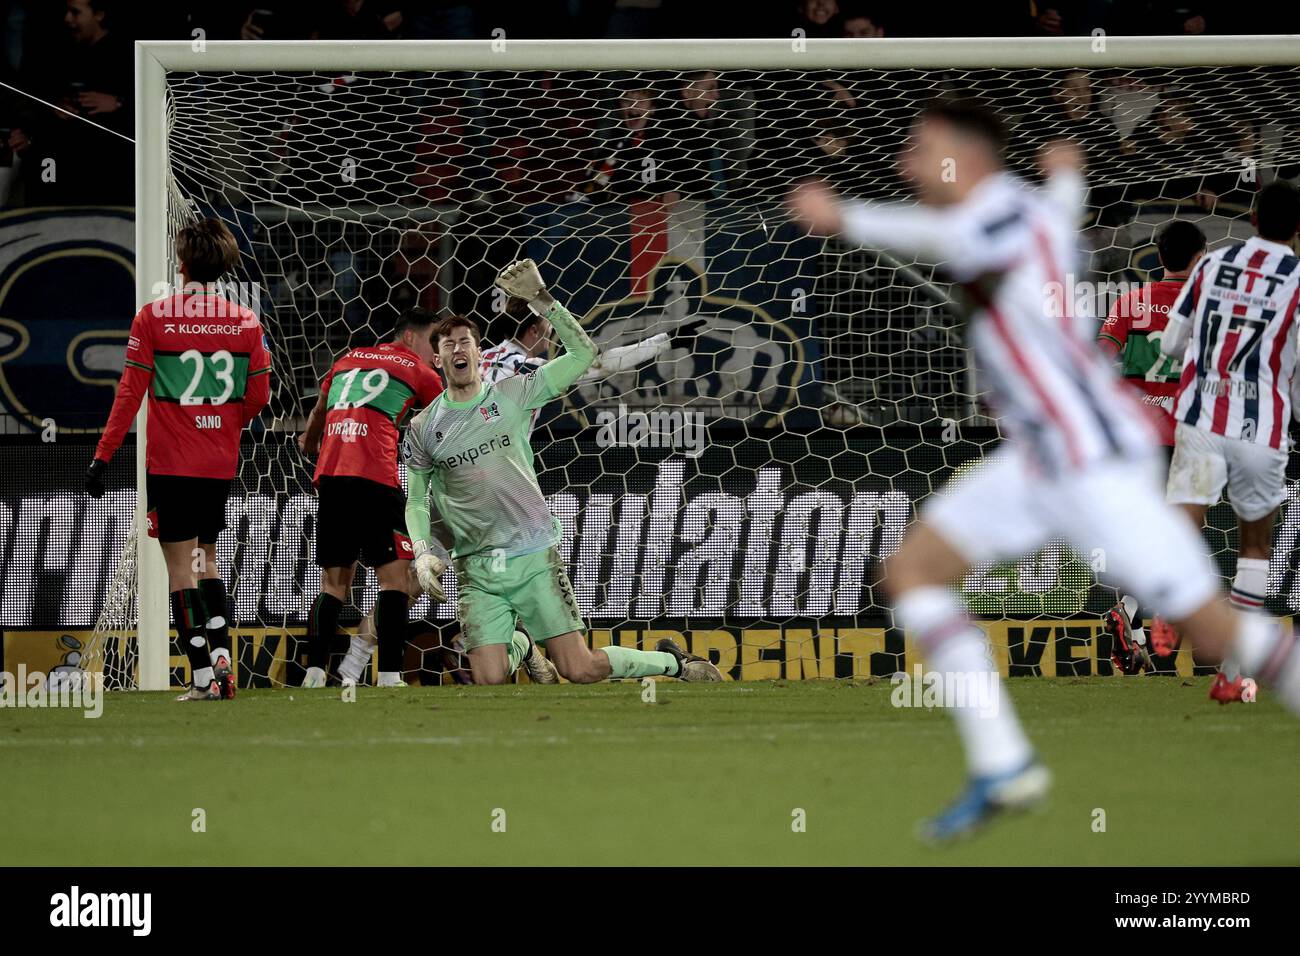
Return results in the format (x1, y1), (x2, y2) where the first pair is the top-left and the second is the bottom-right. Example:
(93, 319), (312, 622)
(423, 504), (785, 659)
(2, 677), (1297, 866)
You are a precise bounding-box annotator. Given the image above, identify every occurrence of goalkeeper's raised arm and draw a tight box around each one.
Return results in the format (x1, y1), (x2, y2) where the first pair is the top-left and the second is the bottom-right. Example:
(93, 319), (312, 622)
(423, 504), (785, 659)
(495, 258), (597, 397)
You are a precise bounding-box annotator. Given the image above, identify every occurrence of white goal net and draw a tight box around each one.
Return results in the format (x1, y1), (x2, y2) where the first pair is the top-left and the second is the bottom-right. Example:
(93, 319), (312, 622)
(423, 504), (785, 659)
(85, 38), (1300, 689)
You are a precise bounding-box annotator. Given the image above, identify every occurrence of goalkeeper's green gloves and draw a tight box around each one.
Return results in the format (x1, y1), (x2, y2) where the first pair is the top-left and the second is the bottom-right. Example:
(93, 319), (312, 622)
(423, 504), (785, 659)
(412, 540), (447, 602)
(495, 258), (548, 307)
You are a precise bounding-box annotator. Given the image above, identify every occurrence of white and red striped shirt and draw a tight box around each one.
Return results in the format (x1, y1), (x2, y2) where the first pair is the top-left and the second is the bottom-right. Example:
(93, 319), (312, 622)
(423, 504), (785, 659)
(839, 171), (1155, 474)
(1164, 236), (1300, 449)
(481, 339), (545, 385)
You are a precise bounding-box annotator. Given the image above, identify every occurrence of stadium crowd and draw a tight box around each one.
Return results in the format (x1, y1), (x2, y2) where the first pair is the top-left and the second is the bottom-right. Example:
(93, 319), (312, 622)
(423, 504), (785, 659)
(1, 1), (1298, 210)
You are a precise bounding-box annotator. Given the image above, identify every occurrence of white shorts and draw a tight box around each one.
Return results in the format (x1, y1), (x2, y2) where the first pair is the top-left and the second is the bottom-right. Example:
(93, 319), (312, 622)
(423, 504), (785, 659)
(926, 447), (1220, 620)
(1165, 423), (1288, 522)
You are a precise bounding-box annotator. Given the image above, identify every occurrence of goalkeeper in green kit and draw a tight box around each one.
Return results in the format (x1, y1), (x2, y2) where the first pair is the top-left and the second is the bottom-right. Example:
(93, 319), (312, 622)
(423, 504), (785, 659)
(402, 259), (721, 685)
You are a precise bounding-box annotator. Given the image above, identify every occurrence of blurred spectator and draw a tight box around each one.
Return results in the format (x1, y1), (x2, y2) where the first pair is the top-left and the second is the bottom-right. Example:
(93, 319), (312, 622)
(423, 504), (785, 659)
(606, 0), (664, 39)
(1010, 71), (1133, 228)
(660, 71), (756, 201)
(60, 0), (131, 134)
(1033, 71), (1126, 165)
(1026, 3), (1109, 36)
(751, 72), (883, 198)
(405, 2), (475, 39)
(315, 1), (405, 40)
(0, 0), (1289, 228)
(1155, 2), (1210, 35)
(842, 7), (884, 37)
(572, 87), (676, 201)
(1122, 94), (1219, 207)
(236, 2), (322, 40)
(1098, 73), (1160, 142)
(1104, 1), (1253, 36)
(7, 0), (132, 205)
(412, 106), (469, 203)
(481, 73), (598, 205)
(796, 115), (866, 189)
(1199, 120), (1266, 213)
(793, 0), (842, 38)
(1032, 5), (1067, 35)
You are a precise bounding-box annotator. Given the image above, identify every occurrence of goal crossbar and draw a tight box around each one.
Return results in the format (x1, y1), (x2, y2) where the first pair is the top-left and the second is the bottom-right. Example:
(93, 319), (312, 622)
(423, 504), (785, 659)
(137, 35), (1300, 72)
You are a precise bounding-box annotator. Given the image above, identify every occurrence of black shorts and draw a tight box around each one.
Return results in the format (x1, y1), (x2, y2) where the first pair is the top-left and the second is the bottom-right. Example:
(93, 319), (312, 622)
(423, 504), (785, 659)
(315, 476), (413, 570)
(146, 474), (230, 544)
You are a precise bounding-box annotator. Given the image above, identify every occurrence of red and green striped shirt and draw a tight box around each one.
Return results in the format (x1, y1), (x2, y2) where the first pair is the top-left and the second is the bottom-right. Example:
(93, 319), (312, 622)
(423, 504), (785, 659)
(314, 342), (444, 489)
(96, 289), (272, 478)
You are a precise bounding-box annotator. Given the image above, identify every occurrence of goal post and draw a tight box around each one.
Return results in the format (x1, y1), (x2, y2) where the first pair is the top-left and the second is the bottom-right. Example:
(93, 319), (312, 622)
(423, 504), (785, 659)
(110, 34), (1300, 689)
(133, 41), (170, 691)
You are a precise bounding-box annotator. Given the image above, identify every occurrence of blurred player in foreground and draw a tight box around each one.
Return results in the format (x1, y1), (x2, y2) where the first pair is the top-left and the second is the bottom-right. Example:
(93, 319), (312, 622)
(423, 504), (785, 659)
(788, 97), (1300, 842)
(402, 260), (721, 684)
(297, 308), (445, 688)
(1097, 220), (1207, 676)
(1160, 181), (1300, 702)
(86, 218), (272, 701)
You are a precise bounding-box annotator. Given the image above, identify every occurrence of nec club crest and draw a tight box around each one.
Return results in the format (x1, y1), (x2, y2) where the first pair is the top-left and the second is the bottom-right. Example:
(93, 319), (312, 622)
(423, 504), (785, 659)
(479, 402), (501, 422)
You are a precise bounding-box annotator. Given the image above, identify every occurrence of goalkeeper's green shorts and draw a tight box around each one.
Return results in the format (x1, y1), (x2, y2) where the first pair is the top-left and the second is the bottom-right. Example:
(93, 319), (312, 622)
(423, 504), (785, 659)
(453, 546), (584, 651)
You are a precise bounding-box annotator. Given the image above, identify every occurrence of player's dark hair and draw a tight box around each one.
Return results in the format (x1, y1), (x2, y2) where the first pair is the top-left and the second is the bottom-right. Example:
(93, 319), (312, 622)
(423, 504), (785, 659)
(176, 218), (239, 283)
(392, 307), (436, 345)
(1155, 220), (1207, 273)
(504, 296), (543, 339)
(433, 314), (481, 347)
(1254, 180), (1300, 243)
(919, 96), (1008, 158)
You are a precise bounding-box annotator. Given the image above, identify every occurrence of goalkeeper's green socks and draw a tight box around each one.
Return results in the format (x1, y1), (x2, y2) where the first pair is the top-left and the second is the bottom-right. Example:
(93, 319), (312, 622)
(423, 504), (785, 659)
(171, 588), (213, 687)
(599, 645), (680, 679)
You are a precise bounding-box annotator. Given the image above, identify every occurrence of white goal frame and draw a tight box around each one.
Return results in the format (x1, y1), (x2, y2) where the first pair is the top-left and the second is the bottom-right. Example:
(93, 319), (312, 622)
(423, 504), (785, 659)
(131, 34), (1300, 689)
